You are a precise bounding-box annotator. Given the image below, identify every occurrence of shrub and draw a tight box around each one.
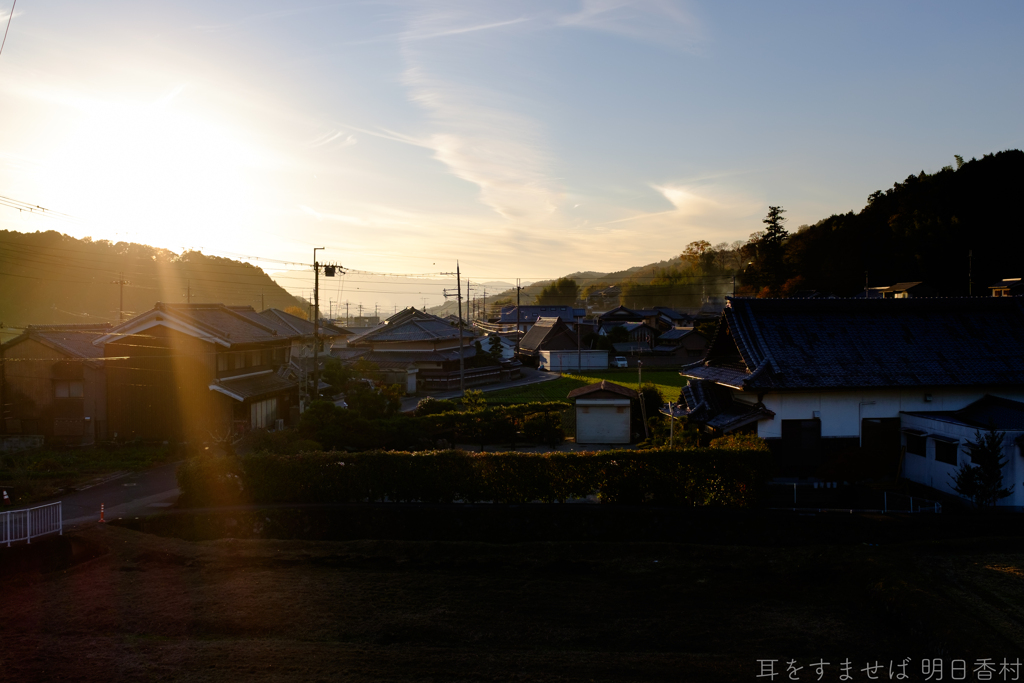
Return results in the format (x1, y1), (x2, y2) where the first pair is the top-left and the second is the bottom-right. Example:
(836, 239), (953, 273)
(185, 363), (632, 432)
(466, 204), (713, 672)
(416, 397), (458, 416)
(176, 453), (247, 507)
(708, 433), (770, 451)
(177, 447), (773, 508)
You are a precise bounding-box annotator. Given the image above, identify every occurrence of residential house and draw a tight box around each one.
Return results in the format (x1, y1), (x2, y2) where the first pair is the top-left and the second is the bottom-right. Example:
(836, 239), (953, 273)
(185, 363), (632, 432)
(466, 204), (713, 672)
(260, 308), (352, 354)
(990, 278), (1024, 297)
(653, 327), (709, 359)
(260, 308), (352, 398)
(0, 323), (111, 444)
(96, 303), (299, 441)
(517, 317), (581, 366)
(499, 305), (585, 334)
(333, 307), (513, 392)
(681, 297), (1024, 475)
(880, 282), (936, 298)
(901, 395), (1024, 508)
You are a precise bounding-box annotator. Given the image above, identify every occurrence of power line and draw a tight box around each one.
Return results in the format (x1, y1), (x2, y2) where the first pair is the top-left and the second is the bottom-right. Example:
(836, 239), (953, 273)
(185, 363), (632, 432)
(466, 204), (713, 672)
(0, 0), (16, 60)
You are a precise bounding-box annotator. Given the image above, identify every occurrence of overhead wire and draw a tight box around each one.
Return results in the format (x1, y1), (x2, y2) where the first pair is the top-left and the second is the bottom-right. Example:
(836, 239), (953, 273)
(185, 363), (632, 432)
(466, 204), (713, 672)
(0, 0), (16, 60)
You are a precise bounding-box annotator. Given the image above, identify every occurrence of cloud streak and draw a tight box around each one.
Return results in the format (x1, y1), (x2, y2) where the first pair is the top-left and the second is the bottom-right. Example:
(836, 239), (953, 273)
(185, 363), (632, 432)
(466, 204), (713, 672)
(556, 0), (705, 51)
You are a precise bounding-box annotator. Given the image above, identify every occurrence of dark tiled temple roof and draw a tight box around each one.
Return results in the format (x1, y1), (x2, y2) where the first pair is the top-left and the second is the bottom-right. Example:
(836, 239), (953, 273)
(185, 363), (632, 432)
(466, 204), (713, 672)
(903, 395), (1024, 431)
(684, 297), (1024, 391)
(681, 379), (775, 432)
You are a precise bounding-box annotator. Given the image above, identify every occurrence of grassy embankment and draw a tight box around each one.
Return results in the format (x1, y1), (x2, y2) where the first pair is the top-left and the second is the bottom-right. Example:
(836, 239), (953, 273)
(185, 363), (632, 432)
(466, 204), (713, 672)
(4, 523), (1023, 682)
(484, 369), (687, 404)
(0, 443), (178, 505)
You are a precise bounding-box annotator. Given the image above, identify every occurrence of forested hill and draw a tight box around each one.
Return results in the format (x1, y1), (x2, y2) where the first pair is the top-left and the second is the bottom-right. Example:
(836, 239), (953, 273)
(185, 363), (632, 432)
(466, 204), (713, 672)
(0, 230), (303, 342)
(784, 150), (1024, 296)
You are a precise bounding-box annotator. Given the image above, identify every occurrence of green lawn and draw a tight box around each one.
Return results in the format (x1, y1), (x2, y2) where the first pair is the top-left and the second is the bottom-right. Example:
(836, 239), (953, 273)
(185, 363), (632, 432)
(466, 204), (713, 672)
(484, 369), (687, 404)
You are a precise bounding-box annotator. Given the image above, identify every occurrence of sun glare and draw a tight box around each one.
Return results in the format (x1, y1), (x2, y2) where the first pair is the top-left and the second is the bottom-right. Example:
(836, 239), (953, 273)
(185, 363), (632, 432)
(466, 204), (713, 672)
(39, 96), (263, 252)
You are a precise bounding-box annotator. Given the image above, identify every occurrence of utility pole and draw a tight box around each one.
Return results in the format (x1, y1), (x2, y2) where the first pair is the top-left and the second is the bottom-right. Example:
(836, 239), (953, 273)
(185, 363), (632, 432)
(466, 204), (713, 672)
(638, 359), (649, 439)
(969, 249), (973, 296)
(111, 272), (130, 321)
(312, 247), (324, 404)
(345, 301), (350, 326)
(515, 279), (522, 356)
(261, 288), (265, 311)
(442, 263), (465, 394)
(576, 307), (582, 372)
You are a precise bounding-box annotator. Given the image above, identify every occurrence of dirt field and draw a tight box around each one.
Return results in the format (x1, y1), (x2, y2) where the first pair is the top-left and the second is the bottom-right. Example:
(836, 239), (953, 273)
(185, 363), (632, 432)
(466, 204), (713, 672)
(3, 523), (1024, 682)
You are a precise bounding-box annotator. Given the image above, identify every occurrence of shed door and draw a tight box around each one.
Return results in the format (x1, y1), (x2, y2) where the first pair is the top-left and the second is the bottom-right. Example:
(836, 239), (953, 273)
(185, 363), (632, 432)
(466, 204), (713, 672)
(576, 405), (630, 444)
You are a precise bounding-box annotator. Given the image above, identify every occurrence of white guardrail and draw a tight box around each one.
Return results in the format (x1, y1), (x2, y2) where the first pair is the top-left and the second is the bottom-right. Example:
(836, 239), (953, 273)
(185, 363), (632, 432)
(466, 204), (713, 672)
(2, 501), (63, 546)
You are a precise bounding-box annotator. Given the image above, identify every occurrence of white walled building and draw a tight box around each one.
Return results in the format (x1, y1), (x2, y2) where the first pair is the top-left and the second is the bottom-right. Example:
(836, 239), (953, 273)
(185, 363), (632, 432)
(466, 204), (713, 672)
(901, 395), (1024, 508)
(681, 297), (1024, 478)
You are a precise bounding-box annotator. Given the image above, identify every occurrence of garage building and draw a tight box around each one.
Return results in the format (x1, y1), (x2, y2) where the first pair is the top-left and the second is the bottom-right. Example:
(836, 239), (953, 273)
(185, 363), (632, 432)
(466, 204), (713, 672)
(568, 381), (638, 445)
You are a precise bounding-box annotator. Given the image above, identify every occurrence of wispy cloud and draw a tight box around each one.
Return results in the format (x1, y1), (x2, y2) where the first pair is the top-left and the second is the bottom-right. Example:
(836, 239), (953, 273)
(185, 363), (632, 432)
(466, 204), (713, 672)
(557, 0), (704, 51)
(193, 4), (341, 33)
(302, 130), (357, 149)
(299, 204), (366, 225)
(396, 5), (561, 222)
(404, 66), (561, 221)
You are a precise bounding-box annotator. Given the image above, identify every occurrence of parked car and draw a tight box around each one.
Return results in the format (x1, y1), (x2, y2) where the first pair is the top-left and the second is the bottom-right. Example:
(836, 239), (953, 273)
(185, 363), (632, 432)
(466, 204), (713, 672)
(612, 356), (628, 368)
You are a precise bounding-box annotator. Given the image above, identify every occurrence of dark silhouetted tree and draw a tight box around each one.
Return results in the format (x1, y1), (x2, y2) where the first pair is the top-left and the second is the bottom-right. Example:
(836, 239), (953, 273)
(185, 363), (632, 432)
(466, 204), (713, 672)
(535, 277), (579, 305)
(950, 429), (1013, 509)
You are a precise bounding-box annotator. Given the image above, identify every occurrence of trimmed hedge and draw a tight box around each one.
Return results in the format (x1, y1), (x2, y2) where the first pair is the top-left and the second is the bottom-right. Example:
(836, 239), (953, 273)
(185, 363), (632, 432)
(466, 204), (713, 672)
(177, 447), (773, 508)
(298, 401), (569, 451)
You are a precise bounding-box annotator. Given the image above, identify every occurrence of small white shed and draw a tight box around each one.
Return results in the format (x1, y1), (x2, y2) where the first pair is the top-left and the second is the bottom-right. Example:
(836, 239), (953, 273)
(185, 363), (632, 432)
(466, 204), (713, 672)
(900, 395), (1024, 508)
(568, 381), (639, 445)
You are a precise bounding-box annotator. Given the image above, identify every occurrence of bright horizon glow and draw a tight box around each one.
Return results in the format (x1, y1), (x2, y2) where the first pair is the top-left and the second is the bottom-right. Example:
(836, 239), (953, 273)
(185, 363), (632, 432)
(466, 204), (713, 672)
(1, 1), (1022, 309)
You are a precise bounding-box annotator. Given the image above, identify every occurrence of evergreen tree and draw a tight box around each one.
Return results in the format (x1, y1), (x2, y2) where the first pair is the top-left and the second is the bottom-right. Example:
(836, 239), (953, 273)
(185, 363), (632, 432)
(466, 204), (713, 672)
(535, 277), (579, 305)
(759, 206), (789, 292)
(950, 429), (1013, 509)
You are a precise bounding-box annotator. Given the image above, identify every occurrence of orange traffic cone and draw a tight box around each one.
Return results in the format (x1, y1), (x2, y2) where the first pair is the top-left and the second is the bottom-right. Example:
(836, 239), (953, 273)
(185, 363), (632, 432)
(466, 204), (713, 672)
(2, 490), (10, 505)
(99, 503), (106, 523)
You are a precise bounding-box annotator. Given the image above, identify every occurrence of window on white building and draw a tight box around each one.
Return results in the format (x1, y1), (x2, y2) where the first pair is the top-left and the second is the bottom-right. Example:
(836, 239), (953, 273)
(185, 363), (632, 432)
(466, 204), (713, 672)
(934, 439), (958, 465)
(906, 434), (926, 457)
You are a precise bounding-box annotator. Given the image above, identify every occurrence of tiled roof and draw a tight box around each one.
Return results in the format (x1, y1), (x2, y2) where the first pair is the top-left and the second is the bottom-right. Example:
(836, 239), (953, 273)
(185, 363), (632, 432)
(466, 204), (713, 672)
(101, 303), (290, 347)
(657, 327), (695, 341)
(209, 372), (298, 402)
(518, 317), (577, 353)
(329, 347), (476, 364)
(681, 379), (774, 432)
(903, 395), (1024, 430)
(567, 380), (639, 400)
(499, 305), (577, 324)
(160, 303), (283, 344)
(3, 324), (113, 365)
(258, 308), (350, 338)
(685, 297), (1024, 391)
(347, 308), (471, 345)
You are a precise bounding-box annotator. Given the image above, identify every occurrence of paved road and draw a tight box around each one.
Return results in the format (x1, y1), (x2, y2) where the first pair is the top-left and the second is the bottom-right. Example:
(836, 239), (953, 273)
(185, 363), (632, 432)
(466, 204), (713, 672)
(48, 460), (182, 526)
(399, 366), (561, 412)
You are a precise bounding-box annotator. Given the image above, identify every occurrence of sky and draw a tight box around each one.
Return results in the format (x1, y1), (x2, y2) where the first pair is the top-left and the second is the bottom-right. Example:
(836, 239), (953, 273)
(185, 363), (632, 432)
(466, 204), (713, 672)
(0, 0), (1022, 309)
